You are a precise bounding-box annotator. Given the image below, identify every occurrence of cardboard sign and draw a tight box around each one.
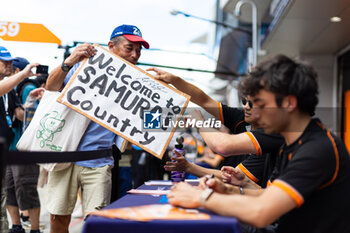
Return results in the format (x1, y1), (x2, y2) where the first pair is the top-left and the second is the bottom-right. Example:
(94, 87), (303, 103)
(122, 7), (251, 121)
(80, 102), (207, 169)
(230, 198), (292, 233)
(58, 45), (190, 159)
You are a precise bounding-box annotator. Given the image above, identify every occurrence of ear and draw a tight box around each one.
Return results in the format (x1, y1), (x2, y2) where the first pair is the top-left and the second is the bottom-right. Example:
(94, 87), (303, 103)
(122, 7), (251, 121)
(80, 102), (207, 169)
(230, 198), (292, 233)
(283, 95), (297, 112)
(107, 41), (114, 50)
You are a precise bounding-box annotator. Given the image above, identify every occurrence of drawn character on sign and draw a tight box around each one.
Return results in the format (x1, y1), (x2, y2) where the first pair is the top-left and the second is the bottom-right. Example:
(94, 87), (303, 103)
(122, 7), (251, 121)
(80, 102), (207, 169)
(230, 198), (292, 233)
(36, 110), (65, 148)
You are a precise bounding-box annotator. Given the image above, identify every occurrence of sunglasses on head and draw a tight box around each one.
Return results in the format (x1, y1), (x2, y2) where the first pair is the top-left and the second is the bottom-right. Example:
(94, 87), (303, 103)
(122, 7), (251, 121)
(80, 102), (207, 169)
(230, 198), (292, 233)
(241, 98), (253, 108)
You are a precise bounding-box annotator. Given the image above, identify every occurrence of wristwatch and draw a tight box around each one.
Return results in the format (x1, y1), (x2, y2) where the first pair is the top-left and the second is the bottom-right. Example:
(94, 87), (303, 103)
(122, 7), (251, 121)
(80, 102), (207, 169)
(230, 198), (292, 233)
(61, 61), (72, 72)
(199, 188), (214, 207)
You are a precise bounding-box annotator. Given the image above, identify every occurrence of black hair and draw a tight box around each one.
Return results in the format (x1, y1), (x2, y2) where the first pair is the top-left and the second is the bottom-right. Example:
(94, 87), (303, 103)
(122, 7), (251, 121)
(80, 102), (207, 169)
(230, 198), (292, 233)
(16, 79), (40, 100)
(239, 54), (319, 116)
(12, 66), (18, 73)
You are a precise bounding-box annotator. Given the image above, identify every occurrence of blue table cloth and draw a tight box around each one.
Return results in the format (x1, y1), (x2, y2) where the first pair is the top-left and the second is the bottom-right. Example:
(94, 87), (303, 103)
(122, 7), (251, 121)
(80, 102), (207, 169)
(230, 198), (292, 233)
(83, 182), (241, 233)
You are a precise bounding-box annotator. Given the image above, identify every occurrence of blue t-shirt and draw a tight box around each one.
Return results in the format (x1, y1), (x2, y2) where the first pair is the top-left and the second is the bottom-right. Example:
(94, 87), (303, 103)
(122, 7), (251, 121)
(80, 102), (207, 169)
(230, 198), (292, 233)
(64, 63), (116, 167)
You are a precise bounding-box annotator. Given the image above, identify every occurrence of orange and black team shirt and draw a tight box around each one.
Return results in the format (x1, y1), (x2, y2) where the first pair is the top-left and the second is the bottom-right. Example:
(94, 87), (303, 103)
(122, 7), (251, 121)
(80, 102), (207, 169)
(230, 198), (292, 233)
(238, 129), (284, 188)
(219, 102), (284, 186)
(218, 103), (250, 168)
(218, 102), (248, 134)
(269, 118), (350, 233)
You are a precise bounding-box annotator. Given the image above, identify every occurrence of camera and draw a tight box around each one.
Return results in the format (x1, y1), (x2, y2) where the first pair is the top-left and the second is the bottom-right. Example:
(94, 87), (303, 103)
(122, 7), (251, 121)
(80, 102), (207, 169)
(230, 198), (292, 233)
(36, 65), (49, 74)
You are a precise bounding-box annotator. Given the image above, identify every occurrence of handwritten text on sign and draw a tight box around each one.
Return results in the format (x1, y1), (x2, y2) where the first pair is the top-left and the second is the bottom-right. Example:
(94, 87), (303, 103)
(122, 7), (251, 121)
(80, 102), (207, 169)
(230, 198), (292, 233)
(58, 45), (190, 158)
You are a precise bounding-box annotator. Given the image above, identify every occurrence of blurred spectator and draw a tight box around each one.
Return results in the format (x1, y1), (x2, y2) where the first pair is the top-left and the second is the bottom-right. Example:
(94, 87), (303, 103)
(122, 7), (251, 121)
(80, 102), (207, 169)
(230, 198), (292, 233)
(130, 145), (166, 189)
(0, 47), (41, 233)
(5, 56), (44, 233)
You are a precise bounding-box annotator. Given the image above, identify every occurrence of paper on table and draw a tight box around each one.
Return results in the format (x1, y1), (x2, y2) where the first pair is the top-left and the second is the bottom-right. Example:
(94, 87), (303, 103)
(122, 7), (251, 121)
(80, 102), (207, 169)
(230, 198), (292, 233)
(144, 181), (172, 186)
(144, 179), (199, 186)
(90, 204), (210, 221)
(127, 189), (170, 195)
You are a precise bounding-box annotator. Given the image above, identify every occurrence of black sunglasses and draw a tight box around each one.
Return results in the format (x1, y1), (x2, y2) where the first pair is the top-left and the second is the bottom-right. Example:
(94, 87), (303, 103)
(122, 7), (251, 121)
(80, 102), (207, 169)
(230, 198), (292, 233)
(241, 98), (253, 108)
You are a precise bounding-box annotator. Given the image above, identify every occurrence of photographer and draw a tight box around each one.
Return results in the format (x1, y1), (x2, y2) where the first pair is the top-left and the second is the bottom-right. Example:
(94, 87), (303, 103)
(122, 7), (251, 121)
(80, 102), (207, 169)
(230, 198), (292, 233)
(4, 56), (45, 233)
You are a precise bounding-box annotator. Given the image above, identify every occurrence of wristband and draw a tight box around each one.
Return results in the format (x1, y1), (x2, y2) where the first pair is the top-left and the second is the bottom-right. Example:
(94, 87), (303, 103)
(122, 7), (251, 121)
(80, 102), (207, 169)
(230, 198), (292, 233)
(199, 188), (214, 207)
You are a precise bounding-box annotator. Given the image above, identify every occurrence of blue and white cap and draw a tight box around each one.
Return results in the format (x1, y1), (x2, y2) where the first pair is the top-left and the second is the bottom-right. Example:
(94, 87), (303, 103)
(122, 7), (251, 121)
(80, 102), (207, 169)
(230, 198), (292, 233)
(110, 24), (149, 49)
(0, 46), (15, 61)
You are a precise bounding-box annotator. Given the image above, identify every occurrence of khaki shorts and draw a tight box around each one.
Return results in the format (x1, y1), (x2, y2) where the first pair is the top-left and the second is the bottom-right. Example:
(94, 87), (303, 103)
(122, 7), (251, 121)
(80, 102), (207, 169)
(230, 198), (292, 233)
(46, 164), (112, 216)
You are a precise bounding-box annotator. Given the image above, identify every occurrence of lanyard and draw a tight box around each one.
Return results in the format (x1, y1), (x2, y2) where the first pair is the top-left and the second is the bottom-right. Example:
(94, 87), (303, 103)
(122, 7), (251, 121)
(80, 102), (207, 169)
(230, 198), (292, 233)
(2, 94), (12, 127)
(3, 94), (9, 114)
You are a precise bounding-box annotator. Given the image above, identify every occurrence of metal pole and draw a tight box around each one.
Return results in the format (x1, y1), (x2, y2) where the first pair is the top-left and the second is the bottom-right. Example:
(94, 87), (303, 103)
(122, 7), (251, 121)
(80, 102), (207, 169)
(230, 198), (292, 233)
(234, 0), (258, 67)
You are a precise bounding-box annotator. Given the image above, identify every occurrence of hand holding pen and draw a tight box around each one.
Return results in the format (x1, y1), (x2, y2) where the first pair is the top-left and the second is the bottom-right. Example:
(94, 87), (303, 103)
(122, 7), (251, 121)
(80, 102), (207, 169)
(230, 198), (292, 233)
(199, 174), (231, 194)
(199, 174), (215, 190)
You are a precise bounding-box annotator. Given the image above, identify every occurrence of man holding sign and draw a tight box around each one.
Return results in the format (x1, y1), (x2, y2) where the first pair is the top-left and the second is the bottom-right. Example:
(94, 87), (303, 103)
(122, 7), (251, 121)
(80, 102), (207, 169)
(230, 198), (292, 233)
(46, 24), (149, 233)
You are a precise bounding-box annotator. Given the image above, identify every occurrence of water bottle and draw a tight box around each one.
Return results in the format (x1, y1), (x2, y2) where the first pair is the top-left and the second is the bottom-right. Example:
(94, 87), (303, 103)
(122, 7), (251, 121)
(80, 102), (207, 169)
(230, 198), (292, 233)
(138, 152), (147, 166)
(171, 136), (186, 182)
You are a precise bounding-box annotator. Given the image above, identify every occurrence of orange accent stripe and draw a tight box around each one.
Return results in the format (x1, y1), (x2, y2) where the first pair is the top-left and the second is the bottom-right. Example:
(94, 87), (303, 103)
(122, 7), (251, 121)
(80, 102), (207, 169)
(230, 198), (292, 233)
(234, 120), (245, 133)
(245, 132), (262, 155)
(272, 180), (304, 207)
(267, 180), (272, 187)
(215, 154), (225, 161)
(218, 102), (224, 124)
(319, 130), (340, 189)
(288, 153), (292, 161)
(316, 121), (326, 130)
(238, 163), (259, 183)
